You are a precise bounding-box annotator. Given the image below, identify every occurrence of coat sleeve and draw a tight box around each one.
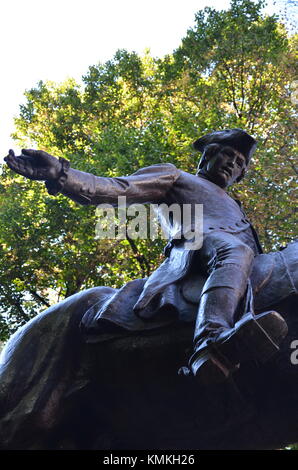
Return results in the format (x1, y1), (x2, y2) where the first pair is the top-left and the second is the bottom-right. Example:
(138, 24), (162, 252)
(48, 163), (180, 206)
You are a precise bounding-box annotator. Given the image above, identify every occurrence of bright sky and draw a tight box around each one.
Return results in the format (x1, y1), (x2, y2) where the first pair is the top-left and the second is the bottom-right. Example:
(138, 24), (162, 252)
(0, 0), (295, 156)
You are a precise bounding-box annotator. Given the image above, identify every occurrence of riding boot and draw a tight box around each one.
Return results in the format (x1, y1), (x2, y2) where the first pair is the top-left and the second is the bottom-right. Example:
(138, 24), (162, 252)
(185, 265), (288, 385)
(193, 264), (249, 347)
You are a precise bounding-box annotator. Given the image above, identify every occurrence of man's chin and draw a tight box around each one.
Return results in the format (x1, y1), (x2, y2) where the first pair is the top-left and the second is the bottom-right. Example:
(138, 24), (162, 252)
(200, 171), (230, 188)
(213, 173), (229, 188)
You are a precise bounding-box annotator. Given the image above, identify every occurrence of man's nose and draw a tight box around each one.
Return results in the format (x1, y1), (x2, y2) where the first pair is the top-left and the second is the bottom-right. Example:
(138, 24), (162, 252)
(227, 156), (236, 167)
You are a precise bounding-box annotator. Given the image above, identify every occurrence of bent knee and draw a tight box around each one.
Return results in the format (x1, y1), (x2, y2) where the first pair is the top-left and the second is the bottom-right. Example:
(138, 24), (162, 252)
(217, 241), (254, 266)
(233, 243), (254, 261)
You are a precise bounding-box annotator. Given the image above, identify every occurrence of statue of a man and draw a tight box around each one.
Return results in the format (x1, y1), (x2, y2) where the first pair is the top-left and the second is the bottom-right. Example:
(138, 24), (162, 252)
(4, 128), (287, 385)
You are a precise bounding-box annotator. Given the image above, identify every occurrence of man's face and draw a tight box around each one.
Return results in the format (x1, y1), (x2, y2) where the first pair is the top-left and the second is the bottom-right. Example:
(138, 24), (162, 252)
(202, 146), (247, 188)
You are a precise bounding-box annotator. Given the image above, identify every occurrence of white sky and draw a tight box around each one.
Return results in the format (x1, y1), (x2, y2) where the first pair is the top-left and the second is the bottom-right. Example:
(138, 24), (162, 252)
(0, 0), (295, 155)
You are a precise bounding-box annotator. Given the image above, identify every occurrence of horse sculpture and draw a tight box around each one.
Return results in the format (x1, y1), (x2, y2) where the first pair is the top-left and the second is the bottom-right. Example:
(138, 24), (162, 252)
(0, 240), (297, 449)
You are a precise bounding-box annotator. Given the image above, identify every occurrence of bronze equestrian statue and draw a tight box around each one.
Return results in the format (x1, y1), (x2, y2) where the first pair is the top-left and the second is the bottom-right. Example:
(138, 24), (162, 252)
(1, 129), (297, 449)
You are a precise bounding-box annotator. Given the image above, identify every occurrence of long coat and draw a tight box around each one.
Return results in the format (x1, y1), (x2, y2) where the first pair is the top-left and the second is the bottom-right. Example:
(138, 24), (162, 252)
(58, 163), (263, 329)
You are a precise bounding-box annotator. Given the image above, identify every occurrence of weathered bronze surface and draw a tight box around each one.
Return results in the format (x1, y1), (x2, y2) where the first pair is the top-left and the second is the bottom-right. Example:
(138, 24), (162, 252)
(1, 128), (297, 449)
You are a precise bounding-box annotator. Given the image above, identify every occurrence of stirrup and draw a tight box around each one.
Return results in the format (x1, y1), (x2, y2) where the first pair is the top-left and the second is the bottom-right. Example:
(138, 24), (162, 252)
(188, 348), (233, 385)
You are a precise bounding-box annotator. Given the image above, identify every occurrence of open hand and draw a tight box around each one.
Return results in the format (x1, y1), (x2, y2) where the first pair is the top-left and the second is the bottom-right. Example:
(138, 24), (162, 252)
(4, 149), (62, 181)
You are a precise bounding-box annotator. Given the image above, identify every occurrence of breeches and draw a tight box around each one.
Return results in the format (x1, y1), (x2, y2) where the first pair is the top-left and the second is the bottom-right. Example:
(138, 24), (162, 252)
(195, 231), (255, 295)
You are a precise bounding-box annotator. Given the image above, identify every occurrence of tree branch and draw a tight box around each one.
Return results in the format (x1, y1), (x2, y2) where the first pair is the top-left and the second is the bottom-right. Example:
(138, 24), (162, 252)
(29, 290), (51, 308)
(126, 234), (151, 277)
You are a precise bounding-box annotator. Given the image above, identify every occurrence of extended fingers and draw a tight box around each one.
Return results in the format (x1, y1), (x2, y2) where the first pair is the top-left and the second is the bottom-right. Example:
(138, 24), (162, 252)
(5, 152), (33, 164)
(22, 149), (39, 157)
(4, 149), (15, 162)
(22, 149), (49, 159)
(6, 155), (24, 171)
(4, 152), (33, 176)
(5, 149), (32, 162)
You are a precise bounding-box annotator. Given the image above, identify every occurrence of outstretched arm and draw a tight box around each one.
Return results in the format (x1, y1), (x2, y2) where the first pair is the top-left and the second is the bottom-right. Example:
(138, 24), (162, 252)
(4, 149), (180, 206)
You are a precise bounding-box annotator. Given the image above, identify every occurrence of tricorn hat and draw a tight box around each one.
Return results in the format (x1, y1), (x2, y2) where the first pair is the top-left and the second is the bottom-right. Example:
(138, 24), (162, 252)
(193, 128), (257, 165)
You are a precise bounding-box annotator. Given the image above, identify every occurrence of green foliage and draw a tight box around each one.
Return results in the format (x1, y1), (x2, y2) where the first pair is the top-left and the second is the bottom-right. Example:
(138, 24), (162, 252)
(0, 0), (297, 340)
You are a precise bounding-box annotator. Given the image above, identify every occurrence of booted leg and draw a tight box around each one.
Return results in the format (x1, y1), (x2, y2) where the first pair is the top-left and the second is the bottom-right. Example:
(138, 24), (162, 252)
(194, 285), (245, 343)
(193, 260), (251, 345)
(193, 234), (255, 343)
(187, 234), (254, 384)
(189, 310), (288, 386)
(190, 274), (249, 384)
(182, 232), (288, 385)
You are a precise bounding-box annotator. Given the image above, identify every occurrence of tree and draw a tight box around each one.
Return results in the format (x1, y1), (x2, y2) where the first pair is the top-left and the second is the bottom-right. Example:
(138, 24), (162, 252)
(0, 0), (296, 341)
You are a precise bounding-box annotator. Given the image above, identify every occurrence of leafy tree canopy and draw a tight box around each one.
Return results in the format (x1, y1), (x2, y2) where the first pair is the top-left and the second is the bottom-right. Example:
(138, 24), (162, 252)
(0, 0), (297, 340)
